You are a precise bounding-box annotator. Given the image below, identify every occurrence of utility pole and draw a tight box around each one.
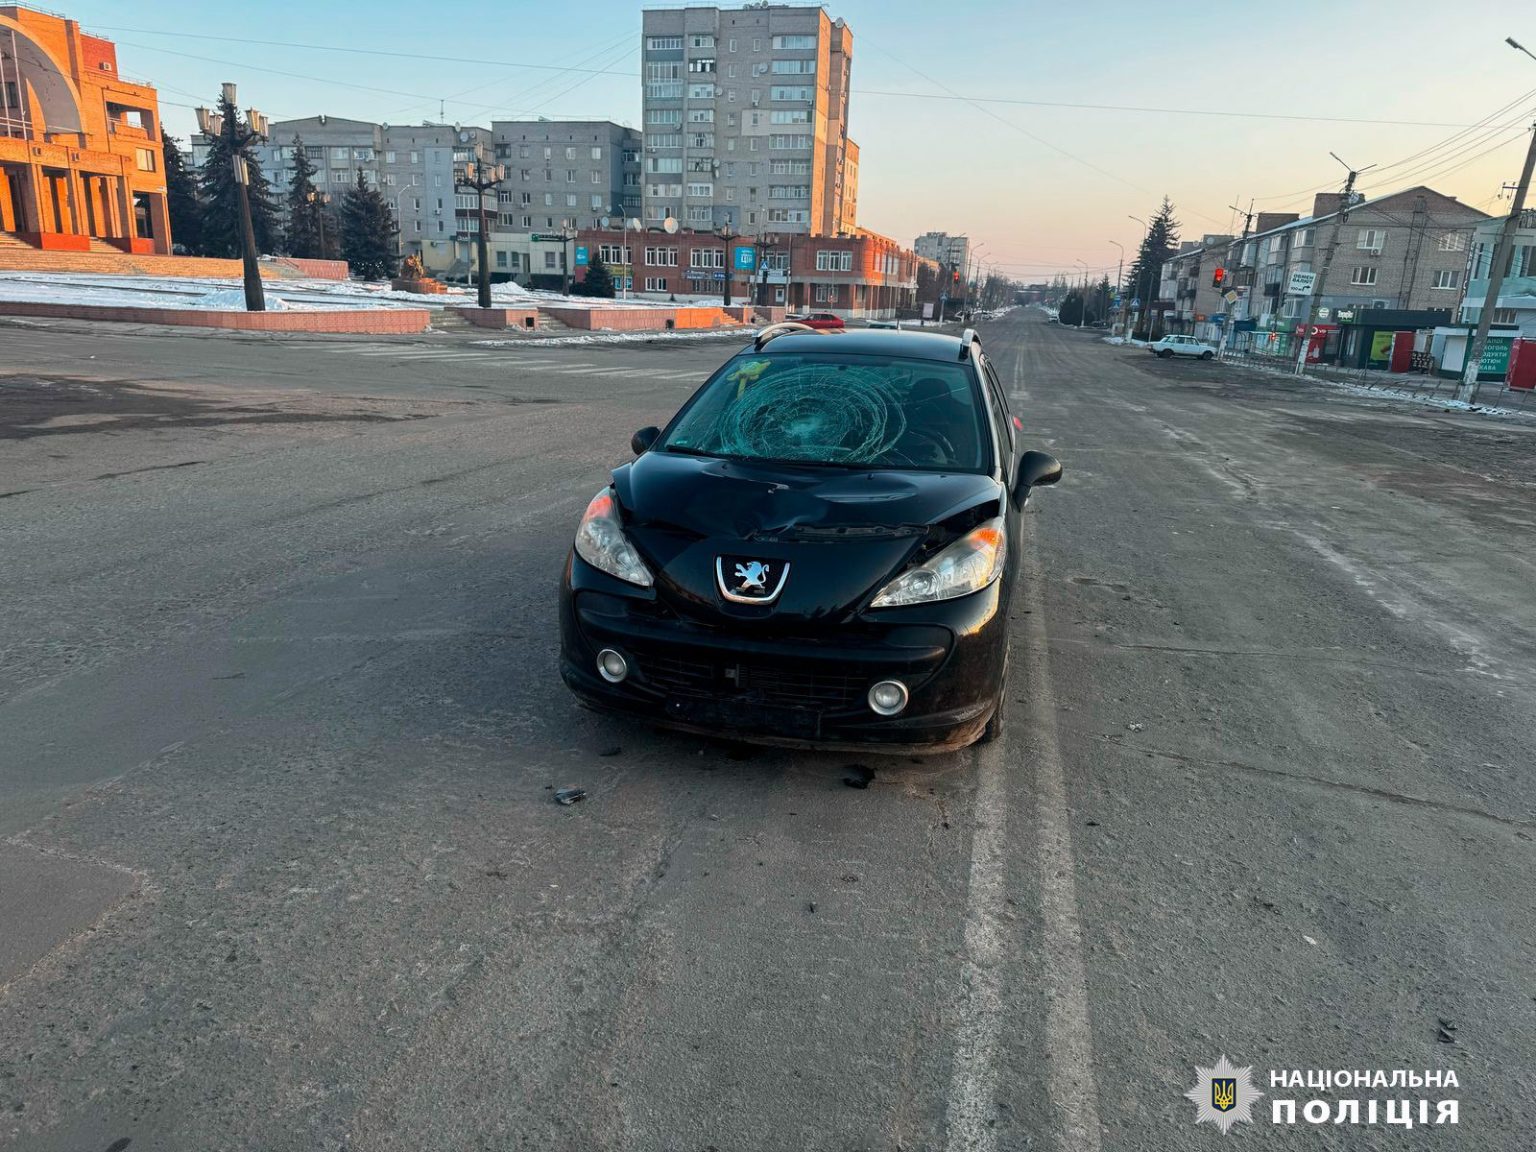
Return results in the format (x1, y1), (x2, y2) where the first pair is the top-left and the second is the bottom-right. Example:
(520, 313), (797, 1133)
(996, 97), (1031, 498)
(1294, 155), (1373, 375)
(1219, 199), (1254, 358)
(1457, 121), (1536, 404)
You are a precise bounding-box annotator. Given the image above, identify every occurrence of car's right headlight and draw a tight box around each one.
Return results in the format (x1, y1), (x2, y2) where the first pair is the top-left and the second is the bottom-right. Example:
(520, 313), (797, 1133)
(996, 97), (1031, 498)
(574, 487), (653, 587)
(870, 518), (1006, 607)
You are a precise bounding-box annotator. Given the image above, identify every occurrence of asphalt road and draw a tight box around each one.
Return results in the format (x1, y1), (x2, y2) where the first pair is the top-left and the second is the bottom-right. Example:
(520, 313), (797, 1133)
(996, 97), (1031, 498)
(2, 312), (1533, 1151)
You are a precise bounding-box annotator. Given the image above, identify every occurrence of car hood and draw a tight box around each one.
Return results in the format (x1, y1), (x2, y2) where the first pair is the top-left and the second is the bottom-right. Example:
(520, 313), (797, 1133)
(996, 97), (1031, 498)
(612, 451), (1002, 623)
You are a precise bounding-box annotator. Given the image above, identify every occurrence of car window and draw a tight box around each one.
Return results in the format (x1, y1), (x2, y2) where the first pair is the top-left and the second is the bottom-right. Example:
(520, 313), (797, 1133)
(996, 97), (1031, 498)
(660, 353), (991, 473)
(980, 357), (1014, 457)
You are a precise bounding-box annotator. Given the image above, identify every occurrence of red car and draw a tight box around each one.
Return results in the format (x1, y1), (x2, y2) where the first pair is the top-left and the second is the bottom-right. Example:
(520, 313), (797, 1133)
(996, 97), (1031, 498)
(788, 312), (845, 330)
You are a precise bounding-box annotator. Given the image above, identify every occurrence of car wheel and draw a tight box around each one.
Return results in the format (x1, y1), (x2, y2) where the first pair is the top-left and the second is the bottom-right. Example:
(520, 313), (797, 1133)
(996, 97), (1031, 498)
(1201, 350), (1214, 360)
(1158, 349), (1172, 358)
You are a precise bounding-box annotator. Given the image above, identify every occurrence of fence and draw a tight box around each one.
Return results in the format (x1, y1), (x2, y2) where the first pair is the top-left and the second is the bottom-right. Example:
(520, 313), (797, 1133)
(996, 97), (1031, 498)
(1220, 343), (1536, 411)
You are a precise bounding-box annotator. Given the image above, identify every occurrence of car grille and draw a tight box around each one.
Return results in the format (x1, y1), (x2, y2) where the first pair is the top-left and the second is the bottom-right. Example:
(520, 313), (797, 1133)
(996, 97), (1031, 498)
(639, 649), (867, 711)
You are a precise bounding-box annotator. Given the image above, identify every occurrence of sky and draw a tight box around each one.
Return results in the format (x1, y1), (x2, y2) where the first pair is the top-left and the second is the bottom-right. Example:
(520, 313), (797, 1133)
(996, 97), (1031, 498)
(69, 0), (1536, 283)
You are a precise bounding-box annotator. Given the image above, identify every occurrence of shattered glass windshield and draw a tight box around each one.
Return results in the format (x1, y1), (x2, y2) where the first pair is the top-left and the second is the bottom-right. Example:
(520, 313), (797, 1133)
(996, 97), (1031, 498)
(659, 353), (991, 472)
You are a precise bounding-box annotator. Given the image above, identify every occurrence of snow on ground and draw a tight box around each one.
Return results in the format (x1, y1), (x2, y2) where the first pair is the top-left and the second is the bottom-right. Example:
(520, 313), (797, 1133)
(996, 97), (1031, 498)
(0, 271), (743, 315)
(472, 329), (751, 348)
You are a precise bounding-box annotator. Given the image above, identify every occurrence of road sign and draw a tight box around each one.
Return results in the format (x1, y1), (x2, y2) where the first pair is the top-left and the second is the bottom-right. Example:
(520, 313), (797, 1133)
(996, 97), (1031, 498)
(530, 233), (566, 242)
(1286, 270), (1317, 295)
(1130, 298), (1141, 309)
(1223, 289), (1240, 304)
(684, 269), (726, 282)
(734, 245), (757, 271)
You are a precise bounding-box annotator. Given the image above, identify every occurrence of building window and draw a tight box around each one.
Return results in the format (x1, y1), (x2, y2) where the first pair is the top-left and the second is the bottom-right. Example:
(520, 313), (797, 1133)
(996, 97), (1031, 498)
(769, 109), (810, 125)
(544, 192), (554, 206)
(689, 82), (715, 99)
(648, 156), (684, 174)
(566, 194), (577, 207)
(1431, 269), (1461, 289)
(385, 150), (396, 163)
(646, 36), (683, 50)
(645, 276), (669, 292)
(134, 147), (157, 171)
(690, 248), (725, 269)
(495, 251), (508, 268)
(566, 169), (577, 182)
(689, 34), (715, 48)
(1293, 228), (1314, 247)
(1438, 232), (1467, 252)
(688, 108), (715, 123)
(647, 108), (683, 126)
(1356, 228), (1386, 252)
(688, 58), (717, 74)
(816, 249), (853, 272)
(768, 134), (812, 150)
(772, 34), (817, 49)
(686, 205), (713, 224)
(815, 284), (838, 302)
(770, 185), (810, 199)
(752, 38), (762, 51)
(771, 86), (814, 102)
(1350, 266), (1379, 286)
(591, 194), (603, 210)
(543, 251), (558, 269)
(771, 59), (816, 74)
(687, 182), (713, 198)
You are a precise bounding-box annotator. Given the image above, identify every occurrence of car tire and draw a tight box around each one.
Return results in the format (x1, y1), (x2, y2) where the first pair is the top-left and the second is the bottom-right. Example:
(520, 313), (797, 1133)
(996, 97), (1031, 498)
(1158, 349), (1172, 358)
(1201, 350), (1214, 360)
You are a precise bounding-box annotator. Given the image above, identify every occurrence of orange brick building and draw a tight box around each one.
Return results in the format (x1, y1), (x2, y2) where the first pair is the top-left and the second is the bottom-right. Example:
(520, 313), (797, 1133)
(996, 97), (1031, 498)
(0, 6), (170, 253)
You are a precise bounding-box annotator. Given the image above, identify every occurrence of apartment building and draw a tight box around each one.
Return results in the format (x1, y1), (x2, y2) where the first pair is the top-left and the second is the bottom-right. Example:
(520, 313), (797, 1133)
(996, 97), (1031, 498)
(1222, 187), (1488, 331)
(1459, 208), (1536, 334)
(0, 6), (170, 252)
(914, 231), (970, 274)
(1155, 234), (1233, 341)
(639, 4), (857, 237)
(488, 119), (641, 233)
(194, 117), (494, 276)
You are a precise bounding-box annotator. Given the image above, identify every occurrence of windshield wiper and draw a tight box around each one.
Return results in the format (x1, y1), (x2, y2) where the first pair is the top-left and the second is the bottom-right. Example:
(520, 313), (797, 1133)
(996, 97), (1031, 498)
(663, 444), (719, 458)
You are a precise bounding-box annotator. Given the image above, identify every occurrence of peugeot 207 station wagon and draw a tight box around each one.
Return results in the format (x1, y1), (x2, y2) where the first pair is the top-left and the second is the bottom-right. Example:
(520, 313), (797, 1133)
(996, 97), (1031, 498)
(558, 324), (1062, 753)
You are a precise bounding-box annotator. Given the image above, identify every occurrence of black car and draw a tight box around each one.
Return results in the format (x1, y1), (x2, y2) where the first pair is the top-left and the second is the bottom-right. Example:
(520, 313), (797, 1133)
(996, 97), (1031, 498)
(558, 325), (1062, 753)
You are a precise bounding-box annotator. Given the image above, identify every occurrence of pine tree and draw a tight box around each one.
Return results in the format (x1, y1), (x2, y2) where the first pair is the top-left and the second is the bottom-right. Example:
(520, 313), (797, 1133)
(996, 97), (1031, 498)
(1126, 196), (1181, 337)
(579, 252), (616, 298)
(283, 135), (325, 259)
(195, 88), (278, 258)
(340, 169), (398, 281)
(1058, 289), (1086, 326)
(161, 129), (202, 255)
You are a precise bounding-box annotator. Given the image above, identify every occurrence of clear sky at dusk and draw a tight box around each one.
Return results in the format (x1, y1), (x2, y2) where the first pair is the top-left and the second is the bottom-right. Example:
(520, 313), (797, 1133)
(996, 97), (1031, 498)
(70, 0), (1536, 283)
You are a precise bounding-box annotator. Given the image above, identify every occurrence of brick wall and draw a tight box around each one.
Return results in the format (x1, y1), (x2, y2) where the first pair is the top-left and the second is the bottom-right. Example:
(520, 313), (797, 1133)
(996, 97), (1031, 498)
(0, 301), (430, 333)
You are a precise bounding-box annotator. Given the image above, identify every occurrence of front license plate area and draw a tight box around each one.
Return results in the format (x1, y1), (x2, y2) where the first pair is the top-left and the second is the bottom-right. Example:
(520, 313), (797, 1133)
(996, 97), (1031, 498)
(664, 696), (822, 739)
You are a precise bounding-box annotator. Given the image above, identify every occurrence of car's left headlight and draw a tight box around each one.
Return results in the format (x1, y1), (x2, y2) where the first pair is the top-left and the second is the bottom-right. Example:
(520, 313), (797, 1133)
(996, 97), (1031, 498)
(574, 487), (653, 587)
(870, 518), (1006, 607)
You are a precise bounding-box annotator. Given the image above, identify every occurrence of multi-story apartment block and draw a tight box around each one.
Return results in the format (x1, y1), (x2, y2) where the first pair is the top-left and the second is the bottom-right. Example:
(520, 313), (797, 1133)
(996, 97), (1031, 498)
(639, 4), (857, 237)
(1222, 187), (1489, 332)
(194, 116), (495, 276)
(1155, 234), (1232, 340)
(914, 231), (970, 275)
(1459, 208), (1536, 334)
(1, 6), (170, 252)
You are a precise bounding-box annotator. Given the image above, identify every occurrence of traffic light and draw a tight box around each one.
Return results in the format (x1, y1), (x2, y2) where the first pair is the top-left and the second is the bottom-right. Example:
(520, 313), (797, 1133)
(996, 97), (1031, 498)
(1212, 266), (1226, 289)
(952, 269), (961, 283)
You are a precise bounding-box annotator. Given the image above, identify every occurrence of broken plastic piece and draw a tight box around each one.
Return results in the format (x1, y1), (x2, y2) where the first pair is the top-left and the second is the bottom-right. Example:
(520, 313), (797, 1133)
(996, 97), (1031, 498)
(555, 787), (586, 806)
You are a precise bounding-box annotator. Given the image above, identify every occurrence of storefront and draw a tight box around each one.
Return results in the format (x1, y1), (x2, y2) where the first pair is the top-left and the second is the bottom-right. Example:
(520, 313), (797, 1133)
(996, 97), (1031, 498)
(1332, 308), (1452, 370)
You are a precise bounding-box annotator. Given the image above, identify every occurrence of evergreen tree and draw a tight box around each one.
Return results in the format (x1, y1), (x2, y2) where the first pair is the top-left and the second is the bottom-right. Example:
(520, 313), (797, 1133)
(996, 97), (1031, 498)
(1058, 290), (1086, 326)
(161, 129), (202, 255)
(578, 252), (616, 298)
(283, 135), (325, 259)
(195, 88), (278, 258)
(1125, 196), (1180, 337)
(340, 169), (398, 281)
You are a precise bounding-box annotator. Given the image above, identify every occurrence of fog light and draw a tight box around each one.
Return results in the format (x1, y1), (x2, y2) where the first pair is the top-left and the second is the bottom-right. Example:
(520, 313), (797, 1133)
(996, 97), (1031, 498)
(868, 679), (909, 716)
(597, 648), (629, 683)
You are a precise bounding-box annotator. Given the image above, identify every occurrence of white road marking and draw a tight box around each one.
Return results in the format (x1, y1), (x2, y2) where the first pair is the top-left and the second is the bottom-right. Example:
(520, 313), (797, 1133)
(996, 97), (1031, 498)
(943, 739), (1011, 1152)
(1019, 539), (1103, 1152)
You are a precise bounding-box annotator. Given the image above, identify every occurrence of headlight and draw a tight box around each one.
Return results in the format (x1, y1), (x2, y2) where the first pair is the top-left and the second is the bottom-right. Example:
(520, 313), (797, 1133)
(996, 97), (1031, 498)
(574, 487), (653, 588)
(870, 518), (1005, 607)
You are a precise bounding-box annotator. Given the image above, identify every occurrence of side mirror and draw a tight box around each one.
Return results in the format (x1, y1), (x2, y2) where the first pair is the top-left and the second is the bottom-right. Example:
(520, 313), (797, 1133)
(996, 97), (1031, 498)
(1012, 450), (1062, 507)
(631, 426), (660, 455)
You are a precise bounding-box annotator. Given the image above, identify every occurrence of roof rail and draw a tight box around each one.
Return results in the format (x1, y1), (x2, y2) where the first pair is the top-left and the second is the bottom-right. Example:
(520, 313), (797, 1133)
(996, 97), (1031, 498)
(753, 320), (820, 351)
(958, 327), (981, 360)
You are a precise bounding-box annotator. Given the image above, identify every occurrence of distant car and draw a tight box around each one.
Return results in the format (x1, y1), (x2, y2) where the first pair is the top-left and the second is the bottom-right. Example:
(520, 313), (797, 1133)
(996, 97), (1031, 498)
(867, 318), (901, 329)
(789, 312), (845, 331)
(1149, 334), (1217, 360)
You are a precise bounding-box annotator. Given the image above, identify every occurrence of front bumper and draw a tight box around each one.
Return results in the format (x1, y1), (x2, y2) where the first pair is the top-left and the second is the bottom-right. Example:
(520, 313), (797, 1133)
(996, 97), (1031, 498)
(558, 554), (1008, 753)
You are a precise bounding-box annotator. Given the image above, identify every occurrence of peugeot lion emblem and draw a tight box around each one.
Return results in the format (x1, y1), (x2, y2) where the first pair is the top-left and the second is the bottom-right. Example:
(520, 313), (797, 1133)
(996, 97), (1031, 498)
(716, 555), (790, 604)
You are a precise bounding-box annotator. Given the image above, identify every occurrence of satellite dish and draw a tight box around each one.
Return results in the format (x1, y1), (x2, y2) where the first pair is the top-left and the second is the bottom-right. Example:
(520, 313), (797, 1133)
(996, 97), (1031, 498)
(663, 216), (679, 235)
(626, 217), (643, 233)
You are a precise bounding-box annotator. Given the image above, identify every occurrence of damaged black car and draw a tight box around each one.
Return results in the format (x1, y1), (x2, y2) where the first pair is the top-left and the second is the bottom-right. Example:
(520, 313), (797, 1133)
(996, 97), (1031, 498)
(558, 325), (1062, 753)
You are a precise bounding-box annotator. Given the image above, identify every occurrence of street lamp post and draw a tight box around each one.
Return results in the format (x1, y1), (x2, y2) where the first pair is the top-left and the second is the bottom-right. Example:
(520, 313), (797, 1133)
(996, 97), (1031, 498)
(196, 83), (268, 312)
(1074, 259), (1089, 329)
(307, 190), (332, 259)
(1108, 240), (1124, 334)
(455, 160), (506, 309)
(1127, 214), (1150, 338)
(717, 217), (737, 308)
(755, 231), (779, 308)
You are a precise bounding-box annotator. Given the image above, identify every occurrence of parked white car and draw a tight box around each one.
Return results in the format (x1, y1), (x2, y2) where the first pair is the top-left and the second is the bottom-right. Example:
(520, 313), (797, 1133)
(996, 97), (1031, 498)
(1149, 335), (1218, 360)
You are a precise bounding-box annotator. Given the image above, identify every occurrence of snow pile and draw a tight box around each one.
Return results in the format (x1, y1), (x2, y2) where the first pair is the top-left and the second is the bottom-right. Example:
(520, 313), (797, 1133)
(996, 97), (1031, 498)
(473, 329), (752, 348)
(1327, 380), (1536, 420)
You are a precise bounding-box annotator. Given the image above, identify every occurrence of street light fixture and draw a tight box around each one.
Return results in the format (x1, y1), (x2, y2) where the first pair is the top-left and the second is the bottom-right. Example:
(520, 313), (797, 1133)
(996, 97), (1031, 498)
(1508, 37), (1536, 63)
(716, 216), (738, 308)
(196, 82), (268, 312)
(306, 189), (332, 259)
(455, 159), (507, 309)
(755, 230), (780, 309)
